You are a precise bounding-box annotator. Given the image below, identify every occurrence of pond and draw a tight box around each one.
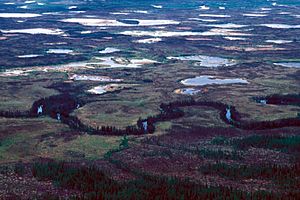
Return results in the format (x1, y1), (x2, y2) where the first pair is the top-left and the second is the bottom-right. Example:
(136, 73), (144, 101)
(99, 47), (121, 54)
(69, 74), (123, 82)
(87, 84), (136, 95)
(181, 75), (248, 86)
(47, 49), (74, 54)
(0, 13), (41, 18)
(87, 86), (107, 95)
(174, 88), (201, 95)
(274, 63), (300, 68)
(95, 57), (157, 69)
(167, 55), (236, 67)
(226, 107), (232, 122)
(0, 28), (65, 35)
(17, 54), (42, 58)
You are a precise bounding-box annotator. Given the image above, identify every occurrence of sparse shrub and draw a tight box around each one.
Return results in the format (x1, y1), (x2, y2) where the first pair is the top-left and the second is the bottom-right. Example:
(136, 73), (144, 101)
(199, 149), (242, 160)
(200, 162), (300, 189)
(211, 136), (228, 145)
(14, 161), (26, 176)
(228, 135), (300, 152)
(31, 160), (296, 199)
(119, 135), (129, 149)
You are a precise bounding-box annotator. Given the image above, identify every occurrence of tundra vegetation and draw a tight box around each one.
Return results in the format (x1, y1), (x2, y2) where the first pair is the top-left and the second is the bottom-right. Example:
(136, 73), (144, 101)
(0, 0), (300, 199)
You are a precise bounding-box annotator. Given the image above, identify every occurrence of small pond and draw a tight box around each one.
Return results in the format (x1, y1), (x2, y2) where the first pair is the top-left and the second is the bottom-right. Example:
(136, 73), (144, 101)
(181, 75), (248, 86)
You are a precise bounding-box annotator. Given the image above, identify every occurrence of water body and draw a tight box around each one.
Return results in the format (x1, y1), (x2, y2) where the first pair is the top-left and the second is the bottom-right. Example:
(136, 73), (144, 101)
(1, 0), (298, 70)
(99, 47), (121, 54)
(87, 86), (107, 95)
(90, 0), (300, 10)
(87, 84), (130, 95)
(167, 55), (236, 67)
(46, 49), (74, 54)
(0, 28), (65, 35)
(274, 63), (300, 68)
(226, 107), (232, 122)
(174, 88), (201, 95)
(181, 75), (248, 86)
(0, 13), (41, 18)
(69, 74), (123, 82)
(142, 121), (148, 131)
(17, 54), (42, 58)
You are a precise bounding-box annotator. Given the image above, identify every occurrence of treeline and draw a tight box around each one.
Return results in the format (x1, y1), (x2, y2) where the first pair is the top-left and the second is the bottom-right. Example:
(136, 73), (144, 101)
(198, 149), (243, 160)
(158, 99), (300, 130)
(160, 99), (241, 122)
(213, 134), (300, 153)
(30, 160), (299, 200)
(60, 114), (146, 136)
(254, 94), (300, 106)
(200, 162), (300, 189)
(1, 94), (300, 135)
(30, 93), (79, 118)
(234, 118), (300, 130)
(29, 93), (152, 136)
(0, 110), (29, 118)
(27, 93), (186, 135)
(0, 94), (80, 119)
(0, 93), (147, 136)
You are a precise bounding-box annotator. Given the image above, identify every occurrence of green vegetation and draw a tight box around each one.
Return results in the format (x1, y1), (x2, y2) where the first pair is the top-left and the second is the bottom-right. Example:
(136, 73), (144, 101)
(31, 160), (295, 200)
(104, 135), (130, 160)
(0, 82), (59, 112)
(216, 135), (300, 153)
(211, 136), (227, 145)
(198, 148), (243, 160)
(200, 162), (300, 189)
(75, 99), (159, 130)
(47, 135), (121, 161)
(14, 161), (26, 176)
(0, 117), (71, 163)
(119, 136), (129, 149)
(0, 134), (26, 160)
(0, 1), (300, 198)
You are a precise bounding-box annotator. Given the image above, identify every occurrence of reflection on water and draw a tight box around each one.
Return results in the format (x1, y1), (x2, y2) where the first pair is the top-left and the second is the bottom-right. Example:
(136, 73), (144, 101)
(167, 55), (236, 67)
(274, 63), (300, 68)
(174, 88), (201, 95)
(226, 107), (232, 122)
(181, 75), (248, 86)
